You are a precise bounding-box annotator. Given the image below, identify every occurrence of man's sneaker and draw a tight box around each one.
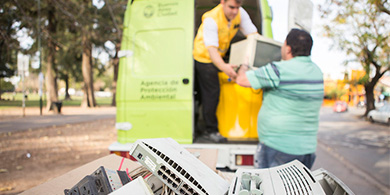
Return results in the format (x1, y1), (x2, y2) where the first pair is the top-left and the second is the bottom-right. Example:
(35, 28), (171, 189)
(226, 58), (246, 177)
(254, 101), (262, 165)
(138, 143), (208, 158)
(207, 132), (227, 143)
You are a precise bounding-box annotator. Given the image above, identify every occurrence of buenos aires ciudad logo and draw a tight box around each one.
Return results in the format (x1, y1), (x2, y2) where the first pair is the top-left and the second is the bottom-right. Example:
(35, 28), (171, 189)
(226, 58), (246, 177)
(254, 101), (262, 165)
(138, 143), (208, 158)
(144, 5), (154, 18)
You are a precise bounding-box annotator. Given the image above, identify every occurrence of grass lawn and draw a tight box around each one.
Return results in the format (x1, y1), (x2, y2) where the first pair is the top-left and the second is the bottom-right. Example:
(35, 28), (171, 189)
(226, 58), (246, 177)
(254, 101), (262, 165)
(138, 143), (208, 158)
(0, 92), (113, 109)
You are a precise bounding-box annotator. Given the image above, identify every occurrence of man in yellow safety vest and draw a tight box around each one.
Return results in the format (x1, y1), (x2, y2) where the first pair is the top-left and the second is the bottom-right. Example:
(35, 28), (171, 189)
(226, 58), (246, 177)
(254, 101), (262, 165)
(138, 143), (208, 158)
(193, 0), (258, 142)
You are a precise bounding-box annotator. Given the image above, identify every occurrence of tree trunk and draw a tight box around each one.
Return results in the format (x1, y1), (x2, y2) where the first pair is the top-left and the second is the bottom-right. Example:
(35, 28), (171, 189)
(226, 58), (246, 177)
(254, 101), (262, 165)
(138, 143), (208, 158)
(111, 43), (120, 106)
(45, 48), (58, 111)
(64, 74), (71, 100)
(364, 83), (375, 116)
(45, 7), (58, 111)
(0, 78), (2, 100)
(81, 34), (96, 108)
(363, 65), (382, 116)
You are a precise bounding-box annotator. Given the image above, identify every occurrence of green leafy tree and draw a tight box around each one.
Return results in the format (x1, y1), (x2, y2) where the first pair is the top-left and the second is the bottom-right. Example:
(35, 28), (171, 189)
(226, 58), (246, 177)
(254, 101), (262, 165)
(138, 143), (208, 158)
(2, 0), (127, 108)
(319, 0), (390, 116)
(50, 0), (99, 107)
(54, 5), (85, 101)
(79, 0), (97, 107)
(56, 40), (83, 100)
(6, 0), (61, 110)
(51, 0), (126, 106)
(0, 1), (19, 78)
(0, 79), (14, 93)
(91, 0), (127, 106)
(44, 2), (61, 110)
(0, 1), (24, 99)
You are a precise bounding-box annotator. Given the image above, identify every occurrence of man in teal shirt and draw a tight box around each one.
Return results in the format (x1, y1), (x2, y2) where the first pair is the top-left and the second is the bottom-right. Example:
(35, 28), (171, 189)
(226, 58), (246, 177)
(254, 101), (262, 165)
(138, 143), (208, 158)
(236, 29), (324, 168)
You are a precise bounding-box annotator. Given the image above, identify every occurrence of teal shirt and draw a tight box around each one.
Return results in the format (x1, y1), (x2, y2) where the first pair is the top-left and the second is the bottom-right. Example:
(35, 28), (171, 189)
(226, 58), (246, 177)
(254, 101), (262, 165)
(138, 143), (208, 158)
(246, 56), (324, 155)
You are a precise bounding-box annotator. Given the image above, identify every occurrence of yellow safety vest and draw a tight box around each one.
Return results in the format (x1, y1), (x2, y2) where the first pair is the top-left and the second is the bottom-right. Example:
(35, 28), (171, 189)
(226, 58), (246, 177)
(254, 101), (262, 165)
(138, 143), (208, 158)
(193, 4), (241, 63)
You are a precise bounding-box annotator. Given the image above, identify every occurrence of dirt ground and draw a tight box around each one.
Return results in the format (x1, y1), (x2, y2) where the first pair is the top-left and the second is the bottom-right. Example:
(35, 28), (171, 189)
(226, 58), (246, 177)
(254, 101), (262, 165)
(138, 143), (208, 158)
(0, 107), (117, 195)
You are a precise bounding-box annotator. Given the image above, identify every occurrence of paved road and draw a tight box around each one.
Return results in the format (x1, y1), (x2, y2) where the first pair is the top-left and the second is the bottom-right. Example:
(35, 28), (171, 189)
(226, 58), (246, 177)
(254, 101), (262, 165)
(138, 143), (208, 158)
(0, 107), (116, 133)
(313, 106), (390, 194)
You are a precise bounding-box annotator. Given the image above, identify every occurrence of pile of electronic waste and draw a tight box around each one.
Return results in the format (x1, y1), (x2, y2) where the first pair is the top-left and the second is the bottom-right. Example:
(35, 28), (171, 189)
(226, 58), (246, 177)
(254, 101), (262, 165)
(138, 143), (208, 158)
(64, 138), (354, 195)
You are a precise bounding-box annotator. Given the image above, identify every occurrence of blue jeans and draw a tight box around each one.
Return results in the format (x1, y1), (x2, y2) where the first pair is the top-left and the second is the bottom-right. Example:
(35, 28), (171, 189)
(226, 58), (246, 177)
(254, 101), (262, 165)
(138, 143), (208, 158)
(254, 143), (316, 169)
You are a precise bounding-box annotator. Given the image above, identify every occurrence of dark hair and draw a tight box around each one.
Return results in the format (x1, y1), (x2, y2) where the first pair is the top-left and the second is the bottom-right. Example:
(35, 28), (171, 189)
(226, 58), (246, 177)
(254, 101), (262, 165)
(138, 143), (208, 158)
(225, 0), (243, 4)
(286, 28), (313, 57)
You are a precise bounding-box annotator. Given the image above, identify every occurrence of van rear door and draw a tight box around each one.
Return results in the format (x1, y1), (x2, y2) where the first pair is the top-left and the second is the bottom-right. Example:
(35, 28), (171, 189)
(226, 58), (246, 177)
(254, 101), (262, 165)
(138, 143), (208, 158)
(116, 0), (194, 144)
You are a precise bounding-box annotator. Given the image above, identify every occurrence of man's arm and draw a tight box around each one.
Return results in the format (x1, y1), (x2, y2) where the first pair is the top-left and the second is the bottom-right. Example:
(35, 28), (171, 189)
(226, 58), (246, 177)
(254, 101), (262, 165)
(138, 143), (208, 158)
(202, 18), (238, 80)
(208, 46), (238, 80)
(239, 7), (257, 36)
(236, 65), (251, 87)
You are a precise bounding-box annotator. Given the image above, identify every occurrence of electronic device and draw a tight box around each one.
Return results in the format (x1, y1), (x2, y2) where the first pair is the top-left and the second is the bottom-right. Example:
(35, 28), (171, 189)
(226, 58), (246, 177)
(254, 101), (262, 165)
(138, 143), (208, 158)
(144, 175), (164, 194)
(129, 138), (230, 195)
(229, 35), (283, 69)
(109, 177), (153, 195)
(228, 160), (326, 195)
(312, 168), (355, 195)
(64, 166), (131, 195)
(65, 176), (100, 195)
